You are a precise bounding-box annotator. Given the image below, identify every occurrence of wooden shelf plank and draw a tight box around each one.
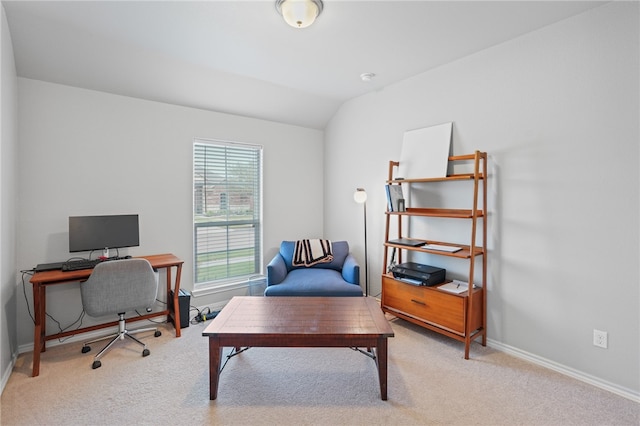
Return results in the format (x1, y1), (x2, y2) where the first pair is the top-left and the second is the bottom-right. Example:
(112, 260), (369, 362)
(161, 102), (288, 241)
(387, 173), (484, 184)
(386, 207), (484, 219)
(384, 239), (484, 258)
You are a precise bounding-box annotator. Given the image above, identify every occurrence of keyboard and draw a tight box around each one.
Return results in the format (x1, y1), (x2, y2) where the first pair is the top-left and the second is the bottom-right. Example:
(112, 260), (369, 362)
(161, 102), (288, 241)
(61, 258), (103, 271)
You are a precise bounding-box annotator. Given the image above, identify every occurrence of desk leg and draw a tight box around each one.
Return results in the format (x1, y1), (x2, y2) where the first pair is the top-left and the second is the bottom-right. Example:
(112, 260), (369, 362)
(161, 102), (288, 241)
(32, 283), (45, 377)
(376, 337), (389, 400)
(168, 264), (182, 337)
(209, 337), (222, 400)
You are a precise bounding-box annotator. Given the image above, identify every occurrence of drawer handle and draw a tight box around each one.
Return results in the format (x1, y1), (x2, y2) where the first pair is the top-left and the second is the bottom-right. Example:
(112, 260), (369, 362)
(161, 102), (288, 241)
(411, 299), (426, 306)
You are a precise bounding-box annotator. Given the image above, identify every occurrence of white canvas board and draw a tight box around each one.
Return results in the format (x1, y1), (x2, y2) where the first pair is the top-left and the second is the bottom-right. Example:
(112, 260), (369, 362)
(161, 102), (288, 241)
(397, 122), (452, 179)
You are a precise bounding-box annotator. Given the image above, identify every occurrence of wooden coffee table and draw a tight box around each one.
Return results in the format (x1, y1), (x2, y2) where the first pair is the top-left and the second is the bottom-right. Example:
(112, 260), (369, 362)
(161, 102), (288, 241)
(202, 296), (394, 400)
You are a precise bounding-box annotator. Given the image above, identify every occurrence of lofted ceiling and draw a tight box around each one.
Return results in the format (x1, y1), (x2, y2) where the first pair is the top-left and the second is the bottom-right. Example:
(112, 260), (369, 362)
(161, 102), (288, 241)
(3, 1), (605, 129)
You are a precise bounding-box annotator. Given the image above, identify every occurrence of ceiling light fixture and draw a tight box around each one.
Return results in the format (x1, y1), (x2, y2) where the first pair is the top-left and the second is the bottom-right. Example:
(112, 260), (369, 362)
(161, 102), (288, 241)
(276, 0), (323, 29)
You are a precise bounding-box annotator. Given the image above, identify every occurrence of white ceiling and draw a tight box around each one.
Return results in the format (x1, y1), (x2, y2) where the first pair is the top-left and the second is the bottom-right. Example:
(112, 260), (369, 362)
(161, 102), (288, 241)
(3, 1), (606, 129)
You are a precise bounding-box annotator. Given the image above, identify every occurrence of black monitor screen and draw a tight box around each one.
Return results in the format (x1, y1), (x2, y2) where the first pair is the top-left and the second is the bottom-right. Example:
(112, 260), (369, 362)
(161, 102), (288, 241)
(69, 214), (139, 253)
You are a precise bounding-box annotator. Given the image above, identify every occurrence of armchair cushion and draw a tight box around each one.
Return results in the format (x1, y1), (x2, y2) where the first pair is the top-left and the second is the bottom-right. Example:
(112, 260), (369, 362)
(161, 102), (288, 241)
(265, 269), (363, 297)
(265, 240), (362, 297)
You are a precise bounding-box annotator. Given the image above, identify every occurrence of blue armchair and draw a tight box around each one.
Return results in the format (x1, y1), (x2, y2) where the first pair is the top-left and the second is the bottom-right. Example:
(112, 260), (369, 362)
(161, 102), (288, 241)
(265, 240), (363, 297)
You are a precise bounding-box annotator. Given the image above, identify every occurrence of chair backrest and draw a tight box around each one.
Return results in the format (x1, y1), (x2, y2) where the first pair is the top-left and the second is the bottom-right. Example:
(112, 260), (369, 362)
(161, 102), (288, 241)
(80, 259), (159, 317)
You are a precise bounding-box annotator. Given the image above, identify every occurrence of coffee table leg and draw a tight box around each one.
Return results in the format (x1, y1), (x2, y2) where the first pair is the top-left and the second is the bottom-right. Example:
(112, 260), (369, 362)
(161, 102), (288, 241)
(377, 337), (388, 400)
(209, 337), (222, 400)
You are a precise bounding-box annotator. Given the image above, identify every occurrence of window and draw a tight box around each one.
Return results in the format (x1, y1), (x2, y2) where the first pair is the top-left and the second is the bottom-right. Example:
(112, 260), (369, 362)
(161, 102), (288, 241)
(193, 139), (263, 286)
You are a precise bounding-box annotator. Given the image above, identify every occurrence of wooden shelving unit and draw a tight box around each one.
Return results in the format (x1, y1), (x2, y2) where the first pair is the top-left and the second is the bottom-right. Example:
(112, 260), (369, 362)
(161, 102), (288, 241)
(381, 151), (487, 359)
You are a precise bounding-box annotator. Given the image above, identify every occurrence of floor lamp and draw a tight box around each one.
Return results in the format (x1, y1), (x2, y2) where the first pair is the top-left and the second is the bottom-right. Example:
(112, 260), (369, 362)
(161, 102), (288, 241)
(354, 188), (369, 297)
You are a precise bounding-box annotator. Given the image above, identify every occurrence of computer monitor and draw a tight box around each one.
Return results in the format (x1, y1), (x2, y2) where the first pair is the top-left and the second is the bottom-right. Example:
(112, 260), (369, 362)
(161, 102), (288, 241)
(69, 214), (139, 257)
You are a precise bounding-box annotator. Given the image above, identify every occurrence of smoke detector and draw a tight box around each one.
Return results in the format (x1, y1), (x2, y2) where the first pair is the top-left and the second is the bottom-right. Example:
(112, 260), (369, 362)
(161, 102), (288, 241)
(360, 73), (376, 82)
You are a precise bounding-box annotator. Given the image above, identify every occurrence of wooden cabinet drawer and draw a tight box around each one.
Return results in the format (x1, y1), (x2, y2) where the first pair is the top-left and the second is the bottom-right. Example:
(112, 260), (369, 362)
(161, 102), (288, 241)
(382, 276), (465, 334)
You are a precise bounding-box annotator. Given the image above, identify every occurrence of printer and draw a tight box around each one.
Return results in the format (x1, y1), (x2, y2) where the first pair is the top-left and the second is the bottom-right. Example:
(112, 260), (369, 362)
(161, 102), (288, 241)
(391, 262), (446, 286)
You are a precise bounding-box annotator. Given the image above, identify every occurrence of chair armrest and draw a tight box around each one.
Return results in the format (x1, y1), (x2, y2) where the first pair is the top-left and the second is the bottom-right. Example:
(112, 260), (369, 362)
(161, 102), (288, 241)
(341, 254), (360, 285)
(266, 254), (288, 286)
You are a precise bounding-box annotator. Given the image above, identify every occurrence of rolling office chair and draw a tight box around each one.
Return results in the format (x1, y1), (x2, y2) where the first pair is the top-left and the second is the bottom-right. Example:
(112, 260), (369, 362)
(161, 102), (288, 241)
(80, 258), (162, 369)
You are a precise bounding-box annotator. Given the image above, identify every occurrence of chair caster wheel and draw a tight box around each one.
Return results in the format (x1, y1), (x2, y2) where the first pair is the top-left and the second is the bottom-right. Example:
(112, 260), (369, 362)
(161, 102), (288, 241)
(81, 346), (91, 353)
(92, 360), (101, 369)
(142, 348), (150, 357)
(154, 330), (162, 337)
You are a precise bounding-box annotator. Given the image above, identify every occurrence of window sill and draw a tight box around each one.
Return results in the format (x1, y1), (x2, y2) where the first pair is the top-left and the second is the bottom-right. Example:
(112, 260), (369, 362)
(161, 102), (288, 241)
(191, 276), (265, 298)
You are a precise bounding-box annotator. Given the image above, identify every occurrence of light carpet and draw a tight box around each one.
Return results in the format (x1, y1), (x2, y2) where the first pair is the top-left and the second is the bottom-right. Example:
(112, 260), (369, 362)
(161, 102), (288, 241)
(2, 315), (638, 425)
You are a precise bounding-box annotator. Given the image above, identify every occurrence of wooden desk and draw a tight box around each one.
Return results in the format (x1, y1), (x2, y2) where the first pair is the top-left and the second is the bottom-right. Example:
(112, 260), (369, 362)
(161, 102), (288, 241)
(29, 253), (184, 377)
(203, 296), (394, 400)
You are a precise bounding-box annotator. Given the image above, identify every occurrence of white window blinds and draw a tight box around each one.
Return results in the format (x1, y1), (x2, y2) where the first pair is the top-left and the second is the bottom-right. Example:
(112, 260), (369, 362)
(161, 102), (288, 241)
(193, 139), (263, 285)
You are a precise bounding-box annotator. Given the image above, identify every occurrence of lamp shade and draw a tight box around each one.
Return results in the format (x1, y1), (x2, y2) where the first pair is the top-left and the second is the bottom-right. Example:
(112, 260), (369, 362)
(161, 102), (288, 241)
(276, 0), (323, 28)
(354, 188), (367, 204)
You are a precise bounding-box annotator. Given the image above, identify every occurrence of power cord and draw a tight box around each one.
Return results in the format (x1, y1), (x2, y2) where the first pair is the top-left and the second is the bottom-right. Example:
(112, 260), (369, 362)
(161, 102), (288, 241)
(22, 269), (91, 343)
(134, 298), (168, 324)
(47, 310), (87, 343)
(20, 270), (36, 323)
(189, 305), (220, 324)
(22, 269), (164, 340)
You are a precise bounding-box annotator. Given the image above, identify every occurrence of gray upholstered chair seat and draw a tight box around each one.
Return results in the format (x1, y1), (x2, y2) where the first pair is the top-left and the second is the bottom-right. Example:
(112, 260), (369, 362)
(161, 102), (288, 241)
(80, 258), (161, 369)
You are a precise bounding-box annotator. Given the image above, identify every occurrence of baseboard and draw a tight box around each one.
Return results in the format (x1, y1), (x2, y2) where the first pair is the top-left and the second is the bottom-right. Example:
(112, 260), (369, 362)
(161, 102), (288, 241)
(487, 338), (640, 403)
(1, 351), (18, 395)
(16, 318), (166, 355)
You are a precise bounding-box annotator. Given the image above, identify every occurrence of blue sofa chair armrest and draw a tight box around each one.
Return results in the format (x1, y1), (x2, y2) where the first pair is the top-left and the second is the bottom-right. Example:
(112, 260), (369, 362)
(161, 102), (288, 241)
(267, 253), (288, 286)
(341, 253), (360, 285)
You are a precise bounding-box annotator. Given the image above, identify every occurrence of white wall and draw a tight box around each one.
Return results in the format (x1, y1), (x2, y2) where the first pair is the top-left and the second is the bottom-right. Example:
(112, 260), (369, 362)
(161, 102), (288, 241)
(15, 78), (324, 349)
(0, 4), (18, 391)
(324, 2), (639, 396)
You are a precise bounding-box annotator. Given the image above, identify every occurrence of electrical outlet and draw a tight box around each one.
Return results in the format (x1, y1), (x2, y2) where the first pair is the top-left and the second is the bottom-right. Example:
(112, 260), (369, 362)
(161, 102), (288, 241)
(593, 329), (608, 349)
